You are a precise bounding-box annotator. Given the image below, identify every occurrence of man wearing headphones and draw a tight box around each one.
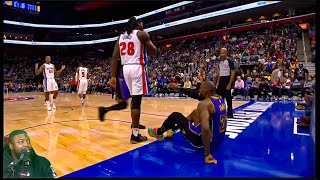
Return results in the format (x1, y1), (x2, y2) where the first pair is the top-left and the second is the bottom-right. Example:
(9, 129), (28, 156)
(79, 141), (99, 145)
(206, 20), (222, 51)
(3, 130), (57, 178)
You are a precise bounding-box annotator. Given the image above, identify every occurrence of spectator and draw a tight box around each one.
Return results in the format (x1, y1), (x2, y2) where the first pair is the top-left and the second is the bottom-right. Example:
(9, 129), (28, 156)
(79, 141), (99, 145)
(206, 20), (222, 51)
(250, 77), (261, 99)
(271, 65), (283, 83)
(259, 78), (271, 100)
(294, 63), (309, 81)
(147, 78), (158, 97)
(302, 75), (315, 97)
(271, 77), (282, 100)
(281, 76), (293, 100)
(232, 76), (245, 97)
(244, 76), (253, 99)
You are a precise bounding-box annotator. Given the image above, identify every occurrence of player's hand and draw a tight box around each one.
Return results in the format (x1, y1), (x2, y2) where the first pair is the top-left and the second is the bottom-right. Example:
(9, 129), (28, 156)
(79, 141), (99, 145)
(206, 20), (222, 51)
(61, 65), (66, 70)
(35, 63), (38, 69)
(226, 83), (231, 90)
(204, 154), (217, 164)
(110, 77), (116, 88)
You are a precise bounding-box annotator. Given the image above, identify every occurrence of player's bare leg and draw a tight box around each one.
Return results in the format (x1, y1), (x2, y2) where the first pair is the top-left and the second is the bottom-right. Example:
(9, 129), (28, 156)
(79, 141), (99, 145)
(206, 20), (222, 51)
(51, 91), (59, 109)
(44, 92), (51, 111)
(82, 94), (86, 106)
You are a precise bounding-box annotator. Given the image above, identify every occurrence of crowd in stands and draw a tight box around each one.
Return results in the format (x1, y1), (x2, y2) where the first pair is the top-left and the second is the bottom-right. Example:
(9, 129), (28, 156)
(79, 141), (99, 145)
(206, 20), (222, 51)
(3, 23), (315, 102)
(309, 26), (316, 63)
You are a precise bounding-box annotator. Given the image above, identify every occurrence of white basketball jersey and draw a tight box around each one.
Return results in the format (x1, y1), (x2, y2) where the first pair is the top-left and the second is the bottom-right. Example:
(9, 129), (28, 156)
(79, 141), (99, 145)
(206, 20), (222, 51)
(119, 30), (148, 65)
(43, 63), (55, 79)
(78, 67), (88, 80)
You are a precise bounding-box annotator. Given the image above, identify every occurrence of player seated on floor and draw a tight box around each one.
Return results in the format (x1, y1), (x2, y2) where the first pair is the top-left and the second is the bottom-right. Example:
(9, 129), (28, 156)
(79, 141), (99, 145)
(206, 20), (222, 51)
(296, 81), (315, 129)
(148, 80), (227, 164)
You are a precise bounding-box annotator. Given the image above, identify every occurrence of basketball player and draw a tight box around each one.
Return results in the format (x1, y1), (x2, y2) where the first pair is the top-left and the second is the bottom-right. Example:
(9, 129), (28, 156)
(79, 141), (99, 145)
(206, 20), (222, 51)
(109, 16), (157, 144)
(75, 63), (89, 106)
(148, 81), (227, 164)
(98, 59), (146, 129)
(35, 56), (65, 111)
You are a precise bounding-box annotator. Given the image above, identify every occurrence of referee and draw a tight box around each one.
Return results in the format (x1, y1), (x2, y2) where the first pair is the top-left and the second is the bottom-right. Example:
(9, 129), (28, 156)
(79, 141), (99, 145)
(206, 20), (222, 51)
(216, 48), (236, 118)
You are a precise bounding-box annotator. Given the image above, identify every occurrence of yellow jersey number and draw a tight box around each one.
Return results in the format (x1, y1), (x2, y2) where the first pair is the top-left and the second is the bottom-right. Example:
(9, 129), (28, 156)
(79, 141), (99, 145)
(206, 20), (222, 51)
(219, 115), (227, 133)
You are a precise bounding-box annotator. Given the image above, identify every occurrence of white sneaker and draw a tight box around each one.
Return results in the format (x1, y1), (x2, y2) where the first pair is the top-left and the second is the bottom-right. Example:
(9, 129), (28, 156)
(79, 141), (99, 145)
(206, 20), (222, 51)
(81, 99), (85, 106)
(52, 103), (56, 109)
(47, 105), (52, 111)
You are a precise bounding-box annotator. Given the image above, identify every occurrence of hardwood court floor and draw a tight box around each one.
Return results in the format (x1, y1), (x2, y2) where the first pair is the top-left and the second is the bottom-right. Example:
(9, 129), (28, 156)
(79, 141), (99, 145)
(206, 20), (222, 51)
(4, 92), (247, 177)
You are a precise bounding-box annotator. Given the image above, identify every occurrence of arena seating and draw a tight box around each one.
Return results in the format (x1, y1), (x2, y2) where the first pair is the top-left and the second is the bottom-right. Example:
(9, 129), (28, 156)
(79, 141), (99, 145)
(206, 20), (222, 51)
(4, 22), (314, 101)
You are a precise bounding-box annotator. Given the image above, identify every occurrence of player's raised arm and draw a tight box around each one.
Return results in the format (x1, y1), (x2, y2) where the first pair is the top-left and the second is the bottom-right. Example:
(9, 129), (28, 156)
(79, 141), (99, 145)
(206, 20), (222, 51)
(110, 37), (120, 87)
(35, 63), (45, 75)
(87, 68), (90, 79)
(137, 31), (157, 56)
(75, 67), (79, 81)
(54, 65), (65, 76)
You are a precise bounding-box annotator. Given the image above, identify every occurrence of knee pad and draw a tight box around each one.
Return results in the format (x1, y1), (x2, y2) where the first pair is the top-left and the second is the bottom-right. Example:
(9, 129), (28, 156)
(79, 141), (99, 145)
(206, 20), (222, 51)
(131, 95), (142, 110)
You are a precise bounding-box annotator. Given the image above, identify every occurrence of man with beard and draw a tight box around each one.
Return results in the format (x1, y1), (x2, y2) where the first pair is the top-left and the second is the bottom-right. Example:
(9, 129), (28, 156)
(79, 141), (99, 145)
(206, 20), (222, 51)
(148, 81), (227, 164)
(3, 130), (57, 178)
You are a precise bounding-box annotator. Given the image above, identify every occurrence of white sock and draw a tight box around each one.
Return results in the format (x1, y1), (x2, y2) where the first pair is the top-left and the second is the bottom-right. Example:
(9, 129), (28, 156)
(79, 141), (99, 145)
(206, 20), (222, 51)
(46, 101), (50, 107)
(52, 98), (55, 104)
(50, 94), (54, 103)
(132, 128), (139, 137)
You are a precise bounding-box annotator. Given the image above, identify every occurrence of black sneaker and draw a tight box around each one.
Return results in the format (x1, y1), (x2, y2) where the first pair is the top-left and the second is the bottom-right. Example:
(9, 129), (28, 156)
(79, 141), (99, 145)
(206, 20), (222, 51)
(131, 124), (146, 129)
(130, 134), (148, 144)
(98, 107), (108, 122)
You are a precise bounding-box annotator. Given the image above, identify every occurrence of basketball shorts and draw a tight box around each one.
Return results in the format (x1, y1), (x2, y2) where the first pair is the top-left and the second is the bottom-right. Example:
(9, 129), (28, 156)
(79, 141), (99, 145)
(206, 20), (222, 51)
(122, 64), (149, 96)
(181, 118), (223, 151)
(77, 80), (88, 94)
(43, 78), (58, 92)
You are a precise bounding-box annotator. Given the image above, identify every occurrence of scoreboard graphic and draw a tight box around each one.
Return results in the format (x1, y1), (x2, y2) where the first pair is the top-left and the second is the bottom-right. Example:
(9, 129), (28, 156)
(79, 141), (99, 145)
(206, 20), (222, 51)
(4, 1), (40, 12)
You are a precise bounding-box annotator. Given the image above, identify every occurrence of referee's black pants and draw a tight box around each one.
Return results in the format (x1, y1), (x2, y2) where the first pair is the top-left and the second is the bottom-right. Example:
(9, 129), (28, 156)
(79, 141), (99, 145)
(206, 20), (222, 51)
(217, 76), (233, 117)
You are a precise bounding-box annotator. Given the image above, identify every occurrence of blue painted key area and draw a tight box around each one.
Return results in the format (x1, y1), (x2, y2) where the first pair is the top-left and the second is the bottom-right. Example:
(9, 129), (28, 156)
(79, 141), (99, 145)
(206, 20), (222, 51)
(63, 101), (315, 178)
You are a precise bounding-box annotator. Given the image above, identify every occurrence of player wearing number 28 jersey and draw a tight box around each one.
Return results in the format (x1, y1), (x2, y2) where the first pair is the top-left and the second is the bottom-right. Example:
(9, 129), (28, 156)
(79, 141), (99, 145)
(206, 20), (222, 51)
(109, 16), (157, 144)
(75, 62), (90, 106)
(148, 81), (227, 164)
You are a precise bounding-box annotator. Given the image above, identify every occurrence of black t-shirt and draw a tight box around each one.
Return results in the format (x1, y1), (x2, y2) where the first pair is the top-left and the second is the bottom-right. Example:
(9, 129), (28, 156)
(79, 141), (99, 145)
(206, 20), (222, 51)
(294, 68), (308, 81)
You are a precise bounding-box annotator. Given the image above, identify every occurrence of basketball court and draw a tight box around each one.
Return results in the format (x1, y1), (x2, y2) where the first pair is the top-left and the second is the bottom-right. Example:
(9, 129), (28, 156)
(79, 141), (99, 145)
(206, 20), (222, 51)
(4, 92), (315, 177)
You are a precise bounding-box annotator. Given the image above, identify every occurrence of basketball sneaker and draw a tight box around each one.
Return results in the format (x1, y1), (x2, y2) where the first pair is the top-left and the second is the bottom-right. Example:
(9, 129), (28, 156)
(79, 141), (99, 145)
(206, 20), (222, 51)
(130, 134), (148, 144)
(81, 98), (85, 106)
(166, 129), (175, 138)
(131, 124), (146, 129)
(148, 127), (164, 141)
(98, 107), (107, 121)
(45, 101), (52, 111)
